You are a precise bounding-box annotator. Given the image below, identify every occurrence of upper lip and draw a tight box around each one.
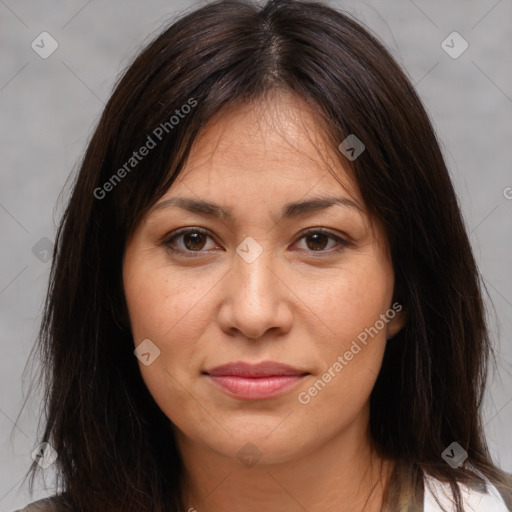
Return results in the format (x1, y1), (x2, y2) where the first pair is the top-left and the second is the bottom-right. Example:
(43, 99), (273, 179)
(204, 361), (309, 377)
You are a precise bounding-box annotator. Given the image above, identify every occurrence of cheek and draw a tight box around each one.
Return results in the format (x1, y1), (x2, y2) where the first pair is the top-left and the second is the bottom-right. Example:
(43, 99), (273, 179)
(123, 260), (217, 429)
(123, 262), (217, 345)
(311, 253), (395, 343)
(295, 254), (393, 411)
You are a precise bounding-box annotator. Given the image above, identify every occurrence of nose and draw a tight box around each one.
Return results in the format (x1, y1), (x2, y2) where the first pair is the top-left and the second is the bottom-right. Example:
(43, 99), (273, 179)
(216, 243), (293, 341)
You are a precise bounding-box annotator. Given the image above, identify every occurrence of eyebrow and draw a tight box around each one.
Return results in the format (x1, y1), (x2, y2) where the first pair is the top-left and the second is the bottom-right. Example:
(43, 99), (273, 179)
(150, 195), (361, 222)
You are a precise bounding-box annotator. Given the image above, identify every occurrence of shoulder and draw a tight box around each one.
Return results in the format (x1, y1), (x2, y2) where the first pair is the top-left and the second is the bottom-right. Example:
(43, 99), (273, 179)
(424, 473), (510, 512)
(12, 498), (56, 512)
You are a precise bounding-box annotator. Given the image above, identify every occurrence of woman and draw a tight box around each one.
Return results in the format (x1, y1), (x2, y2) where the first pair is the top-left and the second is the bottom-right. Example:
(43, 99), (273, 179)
(16, 0), (512, 510)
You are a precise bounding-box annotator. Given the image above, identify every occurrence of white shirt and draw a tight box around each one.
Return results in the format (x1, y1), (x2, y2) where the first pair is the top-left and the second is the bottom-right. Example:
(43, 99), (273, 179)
(424, 473), (509, 511)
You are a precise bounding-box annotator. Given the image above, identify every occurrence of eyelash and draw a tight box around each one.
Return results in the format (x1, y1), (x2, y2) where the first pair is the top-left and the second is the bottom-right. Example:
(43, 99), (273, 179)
(162, 227), (349, 258)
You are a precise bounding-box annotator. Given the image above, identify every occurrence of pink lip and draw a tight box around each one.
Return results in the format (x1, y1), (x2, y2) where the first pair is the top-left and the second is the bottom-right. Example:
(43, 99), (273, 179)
(203, 361), (309, 400)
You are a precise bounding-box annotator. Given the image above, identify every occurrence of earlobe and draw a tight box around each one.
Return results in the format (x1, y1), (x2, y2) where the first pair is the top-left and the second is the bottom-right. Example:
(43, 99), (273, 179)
(387, 308), (407, 340)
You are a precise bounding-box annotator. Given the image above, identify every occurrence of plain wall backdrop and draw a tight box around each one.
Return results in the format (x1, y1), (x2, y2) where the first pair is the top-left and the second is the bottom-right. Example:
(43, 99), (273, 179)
(1, 0), (511, 510)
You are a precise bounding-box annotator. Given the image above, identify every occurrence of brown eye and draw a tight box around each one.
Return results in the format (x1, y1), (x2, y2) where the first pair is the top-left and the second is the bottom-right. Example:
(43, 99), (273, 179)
(305, 232), (330, 251)
(164, 228), (218, 256)
(295, 229), (349, 254)
(163, 227), (348, 258)
(182, 231), (208, 251)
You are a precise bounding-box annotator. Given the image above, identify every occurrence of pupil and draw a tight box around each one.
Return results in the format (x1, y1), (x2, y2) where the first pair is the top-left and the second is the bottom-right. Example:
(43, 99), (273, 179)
(185, 232), (205, 250)
(308, 233), (327, 251)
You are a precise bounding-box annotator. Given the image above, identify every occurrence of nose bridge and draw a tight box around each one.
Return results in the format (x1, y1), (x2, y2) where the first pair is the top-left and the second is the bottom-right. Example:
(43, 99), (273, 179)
(217, 235), (291, 340)
(233, 236), (277, 307)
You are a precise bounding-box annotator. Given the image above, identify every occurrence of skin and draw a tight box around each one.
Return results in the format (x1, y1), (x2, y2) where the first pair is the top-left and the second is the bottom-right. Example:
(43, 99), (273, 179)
(123, 91), (406, 512)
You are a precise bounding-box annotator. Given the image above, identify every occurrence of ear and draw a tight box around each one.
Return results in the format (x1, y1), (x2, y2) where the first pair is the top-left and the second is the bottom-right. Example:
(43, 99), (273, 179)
(386, 303), (407, 340)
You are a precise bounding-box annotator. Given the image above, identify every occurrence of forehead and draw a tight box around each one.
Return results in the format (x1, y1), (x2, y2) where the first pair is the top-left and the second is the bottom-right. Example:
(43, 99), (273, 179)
(173, 92), (360, 202)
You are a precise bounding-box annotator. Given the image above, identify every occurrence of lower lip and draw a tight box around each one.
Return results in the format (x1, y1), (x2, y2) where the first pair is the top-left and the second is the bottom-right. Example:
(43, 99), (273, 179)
(207, 374), (306, 400)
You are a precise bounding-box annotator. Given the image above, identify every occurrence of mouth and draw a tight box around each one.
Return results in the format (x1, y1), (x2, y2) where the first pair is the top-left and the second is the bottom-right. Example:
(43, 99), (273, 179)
(202, 361), (310, 400)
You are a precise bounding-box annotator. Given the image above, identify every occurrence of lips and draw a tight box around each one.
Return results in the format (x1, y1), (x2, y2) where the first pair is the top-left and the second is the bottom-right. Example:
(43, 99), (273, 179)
(205, 361), (308, 377)
(203, 361), (309, 400)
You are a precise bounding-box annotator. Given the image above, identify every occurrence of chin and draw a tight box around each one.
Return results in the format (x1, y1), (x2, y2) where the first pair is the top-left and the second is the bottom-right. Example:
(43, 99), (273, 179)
(174, 416), (302, 464)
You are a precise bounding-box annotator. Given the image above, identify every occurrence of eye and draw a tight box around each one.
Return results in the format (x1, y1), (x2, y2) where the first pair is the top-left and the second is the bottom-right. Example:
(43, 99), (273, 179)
(162, 227), (349, 258)
(294, 228), (349, 254)
(163, 228), (219, 257)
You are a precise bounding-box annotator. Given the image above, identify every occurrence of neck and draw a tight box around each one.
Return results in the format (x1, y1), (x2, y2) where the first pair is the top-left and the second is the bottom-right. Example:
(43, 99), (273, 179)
(174, 409), (394, 512)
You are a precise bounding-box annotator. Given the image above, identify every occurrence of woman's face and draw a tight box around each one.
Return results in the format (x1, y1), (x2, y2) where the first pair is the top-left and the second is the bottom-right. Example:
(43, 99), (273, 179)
(122, 93), (405, 466)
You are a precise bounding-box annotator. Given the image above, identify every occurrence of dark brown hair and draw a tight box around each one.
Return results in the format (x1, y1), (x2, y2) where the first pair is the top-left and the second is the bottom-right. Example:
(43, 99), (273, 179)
(24, 0), (512, 511)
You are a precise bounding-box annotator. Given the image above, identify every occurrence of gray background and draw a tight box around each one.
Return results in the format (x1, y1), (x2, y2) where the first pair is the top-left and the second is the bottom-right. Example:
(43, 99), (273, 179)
(1, 0), (511, 510)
